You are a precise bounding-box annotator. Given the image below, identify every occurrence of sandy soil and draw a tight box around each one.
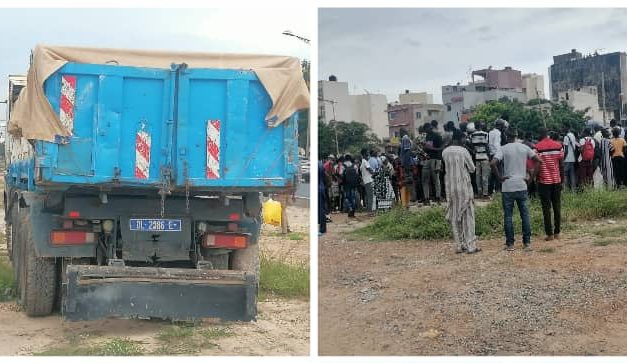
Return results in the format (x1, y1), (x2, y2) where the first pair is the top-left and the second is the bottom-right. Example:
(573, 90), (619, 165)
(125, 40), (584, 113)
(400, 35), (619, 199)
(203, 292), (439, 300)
(0, 203), (310, 356)
(319, 212), (627, 356)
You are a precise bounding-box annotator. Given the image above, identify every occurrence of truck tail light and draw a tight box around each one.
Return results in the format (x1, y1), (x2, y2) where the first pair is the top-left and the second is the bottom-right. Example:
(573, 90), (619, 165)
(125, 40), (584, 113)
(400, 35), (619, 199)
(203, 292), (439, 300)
(68, 211), (80, 218)
(50, 231), (96, 246)
(229, 213), (240, 221)
(202, 234), (247, 249)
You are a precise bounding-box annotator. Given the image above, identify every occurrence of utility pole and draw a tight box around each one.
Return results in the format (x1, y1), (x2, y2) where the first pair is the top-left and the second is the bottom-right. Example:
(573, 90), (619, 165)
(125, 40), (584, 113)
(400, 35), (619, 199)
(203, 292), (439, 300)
(602, 71), (607, 125)
(320, 98), (340, 156)
(536, 87), (546, 128)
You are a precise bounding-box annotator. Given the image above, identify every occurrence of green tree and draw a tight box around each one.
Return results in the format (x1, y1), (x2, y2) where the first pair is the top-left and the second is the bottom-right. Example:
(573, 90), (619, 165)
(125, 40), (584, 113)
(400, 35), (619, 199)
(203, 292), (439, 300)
(297, 60), (310, 151)
(318, 121), (381, 159)
(470, 99), (588, 138)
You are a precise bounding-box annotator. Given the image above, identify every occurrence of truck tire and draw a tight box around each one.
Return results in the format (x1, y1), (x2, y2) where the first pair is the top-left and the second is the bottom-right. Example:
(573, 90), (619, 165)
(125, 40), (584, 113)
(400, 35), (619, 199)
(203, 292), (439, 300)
(18, 213), (57, 316)
(231, 241), (260, 284)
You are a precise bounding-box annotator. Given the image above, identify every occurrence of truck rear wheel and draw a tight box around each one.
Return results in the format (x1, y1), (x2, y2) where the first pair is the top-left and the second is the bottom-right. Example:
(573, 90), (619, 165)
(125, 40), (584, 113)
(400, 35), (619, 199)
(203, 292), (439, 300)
(18, 214), (57, 316)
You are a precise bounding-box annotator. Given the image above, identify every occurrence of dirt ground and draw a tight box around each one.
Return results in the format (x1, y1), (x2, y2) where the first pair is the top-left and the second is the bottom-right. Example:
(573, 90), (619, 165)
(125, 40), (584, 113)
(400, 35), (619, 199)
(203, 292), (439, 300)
(0, 202), (309, 356)
(319, 211), (627, 356)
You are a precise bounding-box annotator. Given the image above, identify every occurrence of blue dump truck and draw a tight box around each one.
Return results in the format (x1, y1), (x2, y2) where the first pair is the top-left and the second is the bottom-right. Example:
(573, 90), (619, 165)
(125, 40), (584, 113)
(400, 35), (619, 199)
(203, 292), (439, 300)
(4, 45), (308, 321)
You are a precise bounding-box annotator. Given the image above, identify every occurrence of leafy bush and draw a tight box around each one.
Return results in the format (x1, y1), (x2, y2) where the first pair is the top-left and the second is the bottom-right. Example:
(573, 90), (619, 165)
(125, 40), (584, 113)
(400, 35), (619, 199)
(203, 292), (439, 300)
(355, 188), (627, 241)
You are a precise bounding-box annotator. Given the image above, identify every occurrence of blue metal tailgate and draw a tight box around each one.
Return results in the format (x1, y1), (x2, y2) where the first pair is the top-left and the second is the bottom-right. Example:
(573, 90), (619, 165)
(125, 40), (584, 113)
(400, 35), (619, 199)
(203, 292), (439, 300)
(174, 68), (299, 189)
(35, 63), (299, 190)
(39, 63), (173, 186)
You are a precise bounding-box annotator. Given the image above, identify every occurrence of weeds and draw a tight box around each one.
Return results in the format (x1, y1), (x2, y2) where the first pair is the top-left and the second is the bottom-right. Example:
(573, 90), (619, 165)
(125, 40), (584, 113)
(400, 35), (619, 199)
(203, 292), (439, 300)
(37, 338), (144, 356)
(269, 231), (306, 241)
(355, 188), (627, 241)
(259, 253), (309, 299)
(153, 324), (233, 355)
(0, 257), (14, 301)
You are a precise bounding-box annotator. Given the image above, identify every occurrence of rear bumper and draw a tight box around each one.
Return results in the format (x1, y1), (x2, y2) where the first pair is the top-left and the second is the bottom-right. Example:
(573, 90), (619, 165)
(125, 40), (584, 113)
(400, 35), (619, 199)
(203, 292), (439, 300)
(63, 265), (257, 321)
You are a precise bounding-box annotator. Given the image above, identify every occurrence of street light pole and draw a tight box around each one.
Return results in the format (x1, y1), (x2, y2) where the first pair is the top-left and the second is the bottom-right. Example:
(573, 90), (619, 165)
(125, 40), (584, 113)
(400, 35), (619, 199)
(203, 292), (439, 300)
(320, 98), (340, 155)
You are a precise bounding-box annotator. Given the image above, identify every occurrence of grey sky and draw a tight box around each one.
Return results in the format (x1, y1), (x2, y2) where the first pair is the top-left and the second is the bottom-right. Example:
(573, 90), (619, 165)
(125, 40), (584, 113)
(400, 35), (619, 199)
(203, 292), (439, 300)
(0, 8), (310, 119)
(319, 8), (627, 103)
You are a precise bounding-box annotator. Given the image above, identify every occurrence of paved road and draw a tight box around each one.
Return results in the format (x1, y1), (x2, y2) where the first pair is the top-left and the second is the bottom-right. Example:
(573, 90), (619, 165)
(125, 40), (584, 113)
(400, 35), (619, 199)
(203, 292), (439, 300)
(296, 182), (309, 199)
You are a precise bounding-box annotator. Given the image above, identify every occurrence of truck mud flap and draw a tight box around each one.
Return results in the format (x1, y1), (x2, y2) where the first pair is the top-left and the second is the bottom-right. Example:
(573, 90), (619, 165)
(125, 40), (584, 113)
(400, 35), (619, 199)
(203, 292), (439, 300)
(63, 265), (257, 322)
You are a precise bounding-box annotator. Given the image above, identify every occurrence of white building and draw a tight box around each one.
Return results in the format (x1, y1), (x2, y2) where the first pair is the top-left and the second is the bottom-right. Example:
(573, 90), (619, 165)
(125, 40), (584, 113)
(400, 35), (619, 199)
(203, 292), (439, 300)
(522, 73), (545, 101)
(558, 86), (605, 123)
(399, 91), (433, 105)
(350, 94), (388, 139)
(318, 77), (352, 123)
(442, 83), (526, 124)
(318, 76), (389, 139)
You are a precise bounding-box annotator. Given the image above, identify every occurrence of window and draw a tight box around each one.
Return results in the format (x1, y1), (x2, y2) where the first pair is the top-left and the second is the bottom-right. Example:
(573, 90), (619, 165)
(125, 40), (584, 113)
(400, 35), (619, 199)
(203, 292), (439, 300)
(416, 111), (422, 119)
(428, 110), (438, 116)
(447, 105), (452, 111)
(389, 111), (397, 120)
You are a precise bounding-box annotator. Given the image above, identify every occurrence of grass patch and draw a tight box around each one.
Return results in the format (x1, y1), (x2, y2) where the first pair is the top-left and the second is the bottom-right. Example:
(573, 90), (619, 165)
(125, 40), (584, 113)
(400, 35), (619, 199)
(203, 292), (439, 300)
(259, 253), (309, 299)
(593, 238), (627, 246)
(0, 230), (15, 301)
(269, 231), (306, 241)
(200, 327), (234, 340)
(153, 324), (233, 355)
(355, 188), (627, 241)
(595, 226), (627, 238)
(37, 338), (144, 356)
(538, 247), (556, 253)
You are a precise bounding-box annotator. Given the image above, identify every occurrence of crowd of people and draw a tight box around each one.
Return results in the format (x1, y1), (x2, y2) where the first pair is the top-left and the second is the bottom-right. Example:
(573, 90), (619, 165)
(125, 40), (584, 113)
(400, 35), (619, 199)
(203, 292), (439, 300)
(318, 117), (627, 253)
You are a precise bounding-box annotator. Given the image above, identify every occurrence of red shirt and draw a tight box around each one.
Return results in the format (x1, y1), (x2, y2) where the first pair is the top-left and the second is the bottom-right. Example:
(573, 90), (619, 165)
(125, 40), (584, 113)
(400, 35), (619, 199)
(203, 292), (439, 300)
(535, 137), (563, 185)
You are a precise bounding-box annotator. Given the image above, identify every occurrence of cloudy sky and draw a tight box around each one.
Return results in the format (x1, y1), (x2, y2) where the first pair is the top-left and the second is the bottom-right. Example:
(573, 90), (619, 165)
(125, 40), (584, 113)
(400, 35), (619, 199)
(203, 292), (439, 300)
(319, 8), (627, 103)
(0, 8), (310, 119)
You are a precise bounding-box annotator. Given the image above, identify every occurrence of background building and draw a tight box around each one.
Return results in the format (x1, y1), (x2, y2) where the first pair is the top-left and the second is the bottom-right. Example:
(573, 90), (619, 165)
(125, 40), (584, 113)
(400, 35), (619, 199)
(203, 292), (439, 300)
(442, 67), (527, 124)
(318, 76), (352, 123)
(387, 102), (444, 139)
(399, 90), (433, 105)
(558, 86), (605, 122)
(549, 49), (627, 123)
(350, 94), (388, 139)
(522, 73), (545, 101)
(318, 75), (389, 139)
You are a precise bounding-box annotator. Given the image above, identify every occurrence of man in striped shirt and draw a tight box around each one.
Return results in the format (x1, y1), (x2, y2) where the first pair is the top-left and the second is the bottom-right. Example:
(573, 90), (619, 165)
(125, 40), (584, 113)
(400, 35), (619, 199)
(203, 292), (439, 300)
(535, 127), (564, 241)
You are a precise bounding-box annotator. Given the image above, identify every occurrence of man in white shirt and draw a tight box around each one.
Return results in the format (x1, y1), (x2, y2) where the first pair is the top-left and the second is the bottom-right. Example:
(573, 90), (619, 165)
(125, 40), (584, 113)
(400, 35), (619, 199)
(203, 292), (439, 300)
(488, 118), (506, 195)
(360, 150), (375, 216)
(562, 127), (579, 191)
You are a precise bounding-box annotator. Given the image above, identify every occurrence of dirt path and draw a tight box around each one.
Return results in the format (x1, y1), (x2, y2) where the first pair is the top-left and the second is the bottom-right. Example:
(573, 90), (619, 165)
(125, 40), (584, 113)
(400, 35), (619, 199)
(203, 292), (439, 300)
(0, 204), (309, 356)
(319, 212), (627, 356)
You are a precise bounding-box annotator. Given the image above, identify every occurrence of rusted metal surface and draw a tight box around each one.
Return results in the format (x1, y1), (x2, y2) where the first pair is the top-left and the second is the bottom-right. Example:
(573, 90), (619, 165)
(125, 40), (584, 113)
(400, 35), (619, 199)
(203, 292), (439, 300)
(63, 264), (257, 322)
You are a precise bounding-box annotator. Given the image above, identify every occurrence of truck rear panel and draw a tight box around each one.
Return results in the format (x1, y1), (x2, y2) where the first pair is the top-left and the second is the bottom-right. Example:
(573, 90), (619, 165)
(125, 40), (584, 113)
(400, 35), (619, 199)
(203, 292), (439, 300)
(30, 62), (298, 190)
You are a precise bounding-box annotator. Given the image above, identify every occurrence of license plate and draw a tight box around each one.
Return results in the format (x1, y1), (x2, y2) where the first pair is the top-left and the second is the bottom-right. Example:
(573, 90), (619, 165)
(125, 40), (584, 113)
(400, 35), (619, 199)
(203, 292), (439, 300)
(129, 219), (182, 232)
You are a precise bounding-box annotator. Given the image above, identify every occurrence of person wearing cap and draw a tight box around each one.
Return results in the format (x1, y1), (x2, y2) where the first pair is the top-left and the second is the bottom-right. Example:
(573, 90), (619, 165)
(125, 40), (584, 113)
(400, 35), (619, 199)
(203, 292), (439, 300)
(491, 128), (542, 251)
(442, 129), (480, 254)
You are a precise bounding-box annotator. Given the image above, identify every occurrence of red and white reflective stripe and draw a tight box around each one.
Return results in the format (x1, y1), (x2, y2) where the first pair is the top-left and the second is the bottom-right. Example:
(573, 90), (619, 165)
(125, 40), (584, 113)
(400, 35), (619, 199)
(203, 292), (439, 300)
(206, 119), (221, 179)
(60, 75), (76, 135)
(135, 130), (151, 179)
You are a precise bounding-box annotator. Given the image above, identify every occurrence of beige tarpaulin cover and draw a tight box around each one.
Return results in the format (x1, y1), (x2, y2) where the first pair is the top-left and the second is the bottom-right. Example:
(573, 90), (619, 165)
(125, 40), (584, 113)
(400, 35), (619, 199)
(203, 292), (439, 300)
(8, 44), (310, 143)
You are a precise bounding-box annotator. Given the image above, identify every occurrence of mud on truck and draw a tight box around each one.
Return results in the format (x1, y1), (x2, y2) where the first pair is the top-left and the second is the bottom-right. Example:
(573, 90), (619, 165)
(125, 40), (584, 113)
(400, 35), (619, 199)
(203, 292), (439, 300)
(4, 45), (308, 321)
